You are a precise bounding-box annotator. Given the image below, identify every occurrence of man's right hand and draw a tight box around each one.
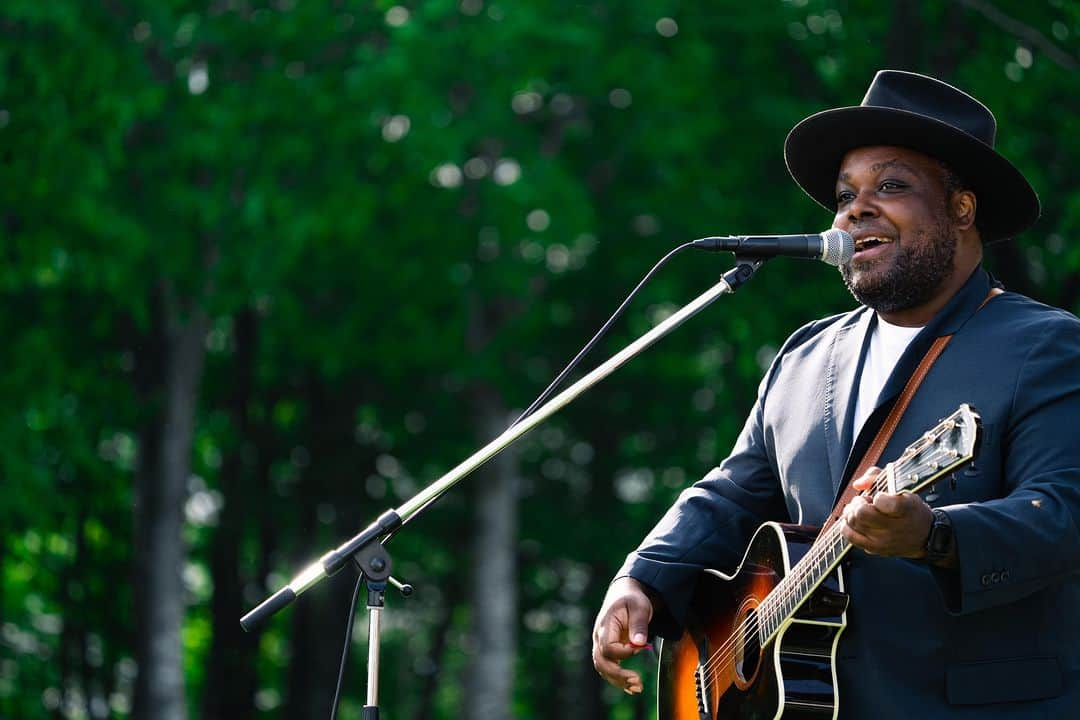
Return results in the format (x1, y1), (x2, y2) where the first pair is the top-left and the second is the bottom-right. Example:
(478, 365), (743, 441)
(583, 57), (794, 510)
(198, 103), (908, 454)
(591, 576), (656, 695)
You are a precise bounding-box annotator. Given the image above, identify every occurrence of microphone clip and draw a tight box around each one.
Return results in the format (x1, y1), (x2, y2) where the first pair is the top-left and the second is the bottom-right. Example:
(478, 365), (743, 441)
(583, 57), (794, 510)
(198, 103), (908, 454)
(723, 257), (766, 291)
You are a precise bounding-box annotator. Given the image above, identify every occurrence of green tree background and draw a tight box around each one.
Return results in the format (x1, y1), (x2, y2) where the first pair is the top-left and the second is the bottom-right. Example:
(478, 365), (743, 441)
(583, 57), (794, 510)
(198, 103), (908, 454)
(1, 1), (1076, 718)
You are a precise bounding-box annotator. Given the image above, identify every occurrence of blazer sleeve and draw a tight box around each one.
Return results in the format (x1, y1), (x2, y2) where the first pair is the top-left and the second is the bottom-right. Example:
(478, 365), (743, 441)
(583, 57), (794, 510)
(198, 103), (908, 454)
(613, 320), (821, 637)
(938, 310), (1080, 614)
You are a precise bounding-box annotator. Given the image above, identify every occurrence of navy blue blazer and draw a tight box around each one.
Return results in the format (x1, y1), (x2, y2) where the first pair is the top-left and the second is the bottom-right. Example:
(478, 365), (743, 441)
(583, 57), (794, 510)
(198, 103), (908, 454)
(620, 269), (1080, 717)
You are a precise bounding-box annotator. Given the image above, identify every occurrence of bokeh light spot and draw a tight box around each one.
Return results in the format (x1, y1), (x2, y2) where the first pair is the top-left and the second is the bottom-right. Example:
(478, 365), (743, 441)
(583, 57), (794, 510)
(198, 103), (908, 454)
(386, 6), (410, 27)
(609, 88), (632, 109)
(656, 17), (678, 37)
(493, 158), (521, 185)
(460, 0), (484, 16)
(512, 91), (543, 114)
(132, 21), (151, 42)
(632, 214), (660, 236)
(526, 209), (550, 232)
(550, 93), (574, 115)
(382, 114), (411, 142)
(187, 62), (209, 95)
(546, 244), (570, 273)
(464, 156), (490, 179)
(431, 163), (463, 188)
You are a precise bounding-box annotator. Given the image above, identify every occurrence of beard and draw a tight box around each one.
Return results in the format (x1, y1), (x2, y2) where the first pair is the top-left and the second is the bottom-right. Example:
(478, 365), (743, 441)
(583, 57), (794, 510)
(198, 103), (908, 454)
(839, 217), (957, 314)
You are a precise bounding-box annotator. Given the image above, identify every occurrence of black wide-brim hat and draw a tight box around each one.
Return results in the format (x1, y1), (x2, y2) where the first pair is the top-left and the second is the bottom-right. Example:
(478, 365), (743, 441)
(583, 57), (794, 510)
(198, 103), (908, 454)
(785, 70), (1039, 243)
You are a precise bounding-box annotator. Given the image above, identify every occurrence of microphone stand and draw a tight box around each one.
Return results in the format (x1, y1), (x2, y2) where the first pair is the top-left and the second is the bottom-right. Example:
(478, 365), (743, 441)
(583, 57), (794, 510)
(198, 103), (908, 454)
(241, 257), (766, 716)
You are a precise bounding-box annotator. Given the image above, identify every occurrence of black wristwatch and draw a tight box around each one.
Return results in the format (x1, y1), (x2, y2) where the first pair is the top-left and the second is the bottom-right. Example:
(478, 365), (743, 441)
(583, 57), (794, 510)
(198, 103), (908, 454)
(922, 508), (953, 564)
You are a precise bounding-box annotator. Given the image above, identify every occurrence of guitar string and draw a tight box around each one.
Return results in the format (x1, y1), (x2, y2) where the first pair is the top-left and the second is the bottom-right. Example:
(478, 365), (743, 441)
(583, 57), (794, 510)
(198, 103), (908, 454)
(696, 439), (962, 690)
(694, 441), (960, 687)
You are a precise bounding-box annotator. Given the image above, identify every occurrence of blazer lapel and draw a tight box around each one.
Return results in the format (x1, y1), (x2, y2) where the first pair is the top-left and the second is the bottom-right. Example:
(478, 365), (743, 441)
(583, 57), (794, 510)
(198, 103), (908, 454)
(824, 308), (874, 495)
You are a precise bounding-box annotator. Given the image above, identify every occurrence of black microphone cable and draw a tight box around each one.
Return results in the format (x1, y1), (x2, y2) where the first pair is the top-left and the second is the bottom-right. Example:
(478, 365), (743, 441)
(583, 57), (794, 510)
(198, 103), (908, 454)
(511, 240), (697, 426)
(329, 575), (364, 720)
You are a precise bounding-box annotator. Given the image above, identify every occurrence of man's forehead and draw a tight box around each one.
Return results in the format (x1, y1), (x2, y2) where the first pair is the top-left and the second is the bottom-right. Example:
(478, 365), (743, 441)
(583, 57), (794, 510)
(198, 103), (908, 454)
(837, 146), (938, 181)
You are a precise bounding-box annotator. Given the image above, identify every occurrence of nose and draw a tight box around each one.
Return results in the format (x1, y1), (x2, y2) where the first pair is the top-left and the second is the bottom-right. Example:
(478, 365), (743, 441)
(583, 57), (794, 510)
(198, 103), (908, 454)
(835, 189), (879, 229)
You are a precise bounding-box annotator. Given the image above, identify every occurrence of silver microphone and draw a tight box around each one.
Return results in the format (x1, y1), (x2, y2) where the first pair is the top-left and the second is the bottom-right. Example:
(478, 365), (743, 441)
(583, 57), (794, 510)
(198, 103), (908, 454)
(692, 229), (854, 267)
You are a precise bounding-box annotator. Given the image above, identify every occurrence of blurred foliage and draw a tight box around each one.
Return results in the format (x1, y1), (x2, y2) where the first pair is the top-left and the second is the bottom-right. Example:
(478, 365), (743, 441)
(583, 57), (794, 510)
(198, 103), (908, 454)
(1, 0), (1077, 718)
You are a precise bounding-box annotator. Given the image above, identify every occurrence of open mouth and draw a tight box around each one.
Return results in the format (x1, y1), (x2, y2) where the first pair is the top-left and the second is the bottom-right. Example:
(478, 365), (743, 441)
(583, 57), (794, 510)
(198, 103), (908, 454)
(854, 236), (893, 253)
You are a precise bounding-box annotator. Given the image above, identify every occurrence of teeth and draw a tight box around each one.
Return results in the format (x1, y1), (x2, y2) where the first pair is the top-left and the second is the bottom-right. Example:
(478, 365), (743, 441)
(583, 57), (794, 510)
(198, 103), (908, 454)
(855, 236), (889, 250)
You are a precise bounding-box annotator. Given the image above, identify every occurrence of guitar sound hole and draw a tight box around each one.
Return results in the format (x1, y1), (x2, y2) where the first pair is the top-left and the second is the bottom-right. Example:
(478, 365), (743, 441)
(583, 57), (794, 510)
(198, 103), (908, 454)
(732, 602), (762, 690)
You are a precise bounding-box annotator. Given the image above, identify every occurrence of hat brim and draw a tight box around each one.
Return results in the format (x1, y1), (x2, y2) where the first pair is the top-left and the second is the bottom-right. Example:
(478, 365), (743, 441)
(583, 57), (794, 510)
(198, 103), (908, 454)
(784, 106), (1040, 242)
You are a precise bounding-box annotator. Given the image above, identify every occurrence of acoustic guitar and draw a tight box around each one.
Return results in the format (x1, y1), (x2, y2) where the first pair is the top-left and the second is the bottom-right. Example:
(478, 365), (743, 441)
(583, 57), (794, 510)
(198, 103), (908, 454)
(656, 403), (981, 719)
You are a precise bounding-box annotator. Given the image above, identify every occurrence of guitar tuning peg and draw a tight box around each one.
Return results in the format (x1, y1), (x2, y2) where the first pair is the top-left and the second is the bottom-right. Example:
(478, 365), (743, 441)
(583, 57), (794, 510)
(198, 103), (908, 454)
(925, 484), (939, 503)
(949, 473), (958, 491)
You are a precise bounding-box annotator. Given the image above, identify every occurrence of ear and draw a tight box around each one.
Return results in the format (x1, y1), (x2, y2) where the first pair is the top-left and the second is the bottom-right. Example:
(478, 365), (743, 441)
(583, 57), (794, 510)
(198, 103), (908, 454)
(950, 190), (977, 231)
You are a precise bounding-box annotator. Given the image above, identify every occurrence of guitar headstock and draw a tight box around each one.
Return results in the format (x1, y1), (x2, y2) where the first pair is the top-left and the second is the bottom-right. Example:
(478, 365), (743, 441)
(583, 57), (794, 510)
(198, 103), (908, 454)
(885, 403), (981, 495)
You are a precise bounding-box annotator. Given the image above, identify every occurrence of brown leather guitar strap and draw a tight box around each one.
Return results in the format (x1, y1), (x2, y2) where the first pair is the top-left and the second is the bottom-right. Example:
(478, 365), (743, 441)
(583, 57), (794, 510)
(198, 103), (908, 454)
(818, 287), (1003, 537)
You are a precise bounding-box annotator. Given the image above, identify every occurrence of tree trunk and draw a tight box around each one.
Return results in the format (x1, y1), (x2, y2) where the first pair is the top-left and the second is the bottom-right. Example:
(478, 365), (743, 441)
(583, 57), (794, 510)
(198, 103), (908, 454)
(463, 379), (520, 720)
(132, 283), (209, 720)
(202, 308), (259, 720)
(283, 377), (374, 718)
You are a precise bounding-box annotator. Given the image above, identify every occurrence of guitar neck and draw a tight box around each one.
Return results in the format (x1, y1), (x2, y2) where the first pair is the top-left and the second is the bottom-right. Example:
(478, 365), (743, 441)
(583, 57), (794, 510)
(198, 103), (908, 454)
(756, 520), (852, 643)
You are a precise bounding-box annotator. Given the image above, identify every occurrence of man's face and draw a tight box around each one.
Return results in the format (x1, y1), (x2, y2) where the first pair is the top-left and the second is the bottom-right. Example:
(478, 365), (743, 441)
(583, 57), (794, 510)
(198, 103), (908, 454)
(832, 145), (959, 315)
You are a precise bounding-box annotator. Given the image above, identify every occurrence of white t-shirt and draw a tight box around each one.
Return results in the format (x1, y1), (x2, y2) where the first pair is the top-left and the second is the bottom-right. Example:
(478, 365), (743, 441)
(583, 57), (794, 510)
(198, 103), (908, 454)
(852, 316), (924, 437)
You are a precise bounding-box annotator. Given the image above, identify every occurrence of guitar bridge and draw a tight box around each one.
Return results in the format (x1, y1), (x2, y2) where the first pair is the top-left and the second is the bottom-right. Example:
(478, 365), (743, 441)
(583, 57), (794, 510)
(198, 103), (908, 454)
(695, 663), (709, 719)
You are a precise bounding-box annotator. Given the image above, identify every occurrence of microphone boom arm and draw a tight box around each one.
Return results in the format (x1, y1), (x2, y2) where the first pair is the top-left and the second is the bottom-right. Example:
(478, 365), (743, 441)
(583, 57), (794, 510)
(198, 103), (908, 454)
(240, 259), (765, 631)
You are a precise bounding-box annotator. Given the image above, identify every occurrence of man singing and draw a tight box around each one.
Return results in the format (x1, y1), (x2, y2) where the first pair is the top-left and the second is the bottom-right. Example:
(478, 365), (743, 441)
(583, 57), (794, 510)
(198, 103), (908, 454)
(592, 70), (1080, 717)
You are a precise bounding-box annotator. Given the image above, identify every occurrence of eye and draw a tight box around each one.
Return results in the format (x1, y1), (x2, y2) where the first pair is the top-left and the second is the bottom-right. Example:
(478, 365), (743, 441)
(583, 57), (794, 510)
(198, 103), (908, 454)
(836, 189), (856, 205)
(879, 180), (906, 192)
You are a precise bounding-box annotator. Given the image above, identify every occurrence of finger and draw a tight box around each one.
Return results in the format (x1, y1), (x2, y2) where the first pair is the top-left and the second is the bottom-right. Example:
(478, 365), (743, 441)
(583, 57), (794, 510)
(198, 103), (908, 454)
(844, 494), (870, 514)
(877, 491), (927, 519)
(592, 643), (644, 690)
(627, 612), (651, 649)
(844, 500), (891, 536)
(596, 618), (648, 661)
(872, 492), (908, 516)
(851, 466), (882, 492)
(843, 495), (871, 527)
(599, 639), (644, 662)
(841, 521), (879, 555)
